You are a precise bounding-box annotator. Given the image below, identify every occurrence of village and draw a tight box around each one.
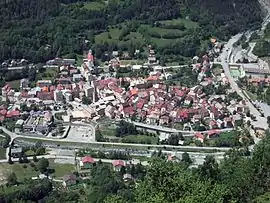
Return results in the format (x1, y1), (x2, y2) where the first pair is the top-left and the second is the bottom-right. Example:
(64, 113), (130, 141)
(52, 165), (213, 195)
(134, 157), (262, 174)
(0, 41), (266, 147)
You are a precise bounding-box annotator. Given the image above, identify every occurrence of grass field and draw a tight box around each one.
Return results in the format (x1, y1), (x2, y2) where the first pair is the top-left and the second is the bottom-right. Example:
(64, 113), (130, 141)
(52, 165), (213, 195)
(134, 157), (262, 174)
(94, 17), (198, 53)
(0, 148), (6, 159)
(159, 18), (199, 29)
(49, 159), (75, 178)
(122, 135), (158, 144)
(141, 24), (183, 36)
(245, 90), (258, 101)
(83, 1), (106, 11)
(0, 159), (75, 181)
(0, 163), (39, 181)
(41, 67), (58, 80)
(7, 80), (20, 89)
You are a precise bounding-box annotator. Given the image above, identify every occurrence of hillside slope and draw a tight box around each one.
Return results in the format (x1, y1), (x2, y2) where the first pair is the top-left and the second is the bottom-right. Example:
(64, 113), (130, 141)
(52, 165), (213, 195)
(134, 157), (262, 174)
(0, 0), (263, 63)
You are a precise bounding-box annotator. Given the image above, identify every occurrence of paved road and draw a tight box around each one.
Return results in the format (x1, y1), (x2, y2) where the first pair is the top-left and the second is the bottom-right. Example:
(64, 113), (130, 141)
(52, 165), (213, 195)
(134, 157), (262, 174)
(0, 126), (232, 152)
(214, 32), (268, 144)
(131, 121), (234, 135)
(0, 154), (149, 166)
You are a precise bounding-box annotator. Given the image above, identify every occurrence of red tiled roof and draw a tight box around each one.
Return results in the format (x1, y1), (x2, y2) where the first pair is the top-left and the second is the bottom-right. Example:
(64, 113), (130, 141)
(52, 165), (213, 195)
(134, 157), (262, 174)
(0, 109), (7, 116)
(137, 100), (145, 109)
(209, 120), (217, 126)
(87, 53), (94, 61)
(37, 92), (53, 100)
(208, 130), (220, 136)
(112, 160), (125, 167)
(82, 156), (95, 164)
(195, 132), (204, 139)
(6, 110), (20, 118)
(177, 109), (188, 119)
(123, 106), (134, 115)
(130, 88), (138, 96)
(147, 75), (159, 81)
(50, 86), (56, 92)
(57, 84), (64, 90)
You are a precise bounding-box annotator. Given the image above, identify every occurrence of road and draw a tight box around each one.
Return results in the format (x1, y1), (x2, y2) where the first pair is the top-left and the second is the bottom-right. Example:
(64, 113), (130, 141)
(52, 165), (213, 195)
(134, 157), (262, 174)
(131, 121), (234, 135)
(216, 50), (266, 143)
(0, 154), (149, 166)
(0, 126), (233, 153)
(213, 11), (270, 143)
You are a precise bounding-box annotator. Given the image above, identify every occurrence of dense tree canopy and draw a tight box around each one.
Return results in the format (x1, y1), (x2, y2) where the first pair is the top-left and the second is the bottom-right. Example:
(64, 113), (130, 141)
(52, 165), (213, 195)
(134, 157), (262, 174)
(0, 0), (263, 63)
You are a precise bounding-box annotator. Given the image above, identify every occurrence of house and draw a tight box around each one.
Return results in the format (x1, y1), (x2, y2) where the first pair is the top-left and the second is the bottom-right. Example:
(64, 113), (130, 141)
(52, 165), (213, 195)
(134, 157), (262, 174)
(159, 115), (169, 125)
(194, 132), (205, 143)
(112, 160), (125, 171)
(207, 130), (220, 139)
(209, 120), (218, 129)
(80, 156), (95, 169)
(123, 173), (134, 182)
(10, 147), (22, 158)
(167, 153), (180, 162)
(224, 117), (233, 128)
(63, 174), (77, 187)
(6, 110), (20, 118)
(73, 74), (82, 82)
(2, 84), (11, 97)
(233, 114), (243, 127)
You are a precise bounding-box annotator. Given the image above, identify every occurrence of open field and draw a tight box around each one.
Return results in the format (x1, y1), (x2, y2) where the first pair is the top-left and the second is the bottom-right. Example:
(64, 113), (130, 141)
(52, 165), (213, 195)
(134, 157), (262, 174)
(0, 163), (39, 181)
(245, 90), (258, 101)
(94, 18), (199, 64)
(0, 159), (75, 181)
(41, 67), (58, 80)
(0, 148), (6, 159)
(159, 18), (199, 29)
(83, 1), (106, 11)
(7, 80), (20, 89)
(49, 159), (75, 178)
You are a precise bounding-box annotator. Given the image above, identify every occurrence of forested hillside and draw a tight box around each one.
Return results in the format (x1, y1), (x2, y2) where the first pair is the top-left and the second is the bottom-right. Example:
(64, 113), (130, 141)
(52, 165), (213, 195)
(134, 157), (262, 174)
(3, 134), (270, 202)
(0, 0), (263, 63)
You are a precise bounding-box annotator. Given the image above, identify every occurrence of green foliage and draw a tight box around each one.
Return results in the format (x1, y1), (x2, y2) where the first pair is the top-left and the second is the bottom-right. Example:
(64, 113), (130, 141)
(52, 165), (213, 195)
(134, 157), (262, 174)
(7, 172), (17, 186)
(214, 131), (242, 147)
(37, 157), (49, 173)
(0, 0), (262, 64)
(115, 120), (137, 137)
(253, 39), (270, 57)
(87, 164), (126, 203)
(0, 179), (52, 202)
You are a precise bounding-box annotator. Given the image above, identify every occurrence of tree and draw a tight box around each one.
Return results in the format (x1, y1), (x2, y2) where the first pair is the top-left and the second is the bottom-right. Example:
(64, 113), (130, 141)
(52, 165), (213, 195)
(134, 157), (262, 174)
(82, 96), (91, 105)
(104, 195), (128, 203)
(7, 172), (17, 186)
(38, 157), (49, 173)
(33, 154), (38, 162)
(181, 152), (192, 165)
(198, 155), (220, 182)
(8, 157), (13, 164)
(18, 155), (23, 164)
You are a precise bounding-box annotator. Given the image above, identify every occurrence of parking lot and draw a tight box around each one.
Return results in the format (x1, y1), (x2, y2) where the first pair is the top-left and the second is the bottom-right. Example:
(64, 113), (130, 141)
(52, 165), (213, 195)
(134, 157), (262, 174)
(65, 125), (95, 142)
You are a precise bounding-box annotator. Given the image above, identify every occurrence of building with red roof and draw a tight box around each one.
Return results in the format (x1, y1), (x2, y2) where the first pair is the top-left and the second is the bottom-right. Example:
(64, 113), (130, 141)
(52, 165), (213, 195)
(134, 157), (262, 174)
(2, 84), (11, 97)
(80, 156), (95, 169)
(207, 130), (220, 138)
(194, 132), (205, 143)
(112, 160), (125, 171)
(6, 110), (20, 118)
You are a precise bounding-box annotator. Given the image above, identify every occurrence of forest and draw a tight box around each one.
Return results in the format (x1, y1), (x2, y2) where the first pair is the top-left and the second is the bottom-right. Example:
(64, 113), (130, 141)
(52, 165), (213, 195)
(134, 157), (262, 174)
(2, 134), (270, 202)
(0, 0), (263, 64)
